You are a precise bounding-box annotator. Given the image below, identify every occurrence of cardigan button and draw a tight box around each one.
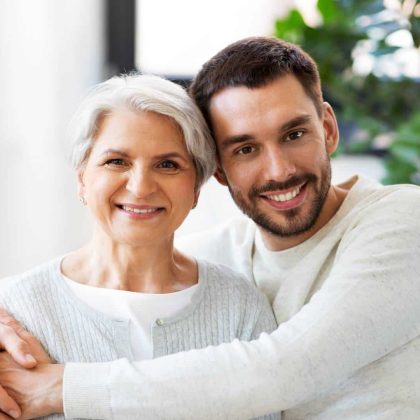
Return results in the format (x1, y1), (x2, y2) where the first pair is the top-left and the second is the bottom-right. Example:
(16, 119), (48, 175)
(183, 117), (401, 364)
(156, 319), (164, 326)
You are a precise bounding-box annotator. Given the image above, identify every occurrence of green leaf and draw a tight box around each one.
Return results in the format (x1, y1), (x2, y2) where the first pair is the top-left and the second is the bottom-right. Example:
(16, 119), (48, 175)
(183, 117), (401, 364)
(317, 0), (339, 24)
(370, 45), (400, 56)
(275, 10), (306, 43)
(390, 144), (420, 165)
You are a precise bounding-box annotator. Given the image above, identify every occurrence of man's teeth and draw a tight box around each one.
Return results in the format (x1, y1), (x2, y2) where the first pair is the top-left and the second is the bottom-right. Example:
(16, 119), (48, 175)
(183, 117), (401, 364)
(122, 206), (159, 214)
(268, 186), (301, 202)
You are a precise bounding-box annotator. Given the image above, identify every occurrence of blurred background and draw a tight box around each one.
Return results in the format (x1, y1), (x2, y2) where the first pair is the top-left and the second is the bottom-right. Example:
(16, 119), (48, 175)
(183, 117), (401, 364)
(0, 0), (419, 277)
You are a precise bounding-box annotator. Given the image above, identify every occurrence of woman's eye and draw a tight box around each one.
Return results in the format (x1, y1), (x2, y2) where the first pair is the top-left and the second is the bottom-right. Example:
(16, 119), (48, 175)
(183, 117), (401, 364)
(237, 145), (255, 155)
(105, 158), (126, 166)
(158, 160), (179, 170)
(286, 130), (304, 141)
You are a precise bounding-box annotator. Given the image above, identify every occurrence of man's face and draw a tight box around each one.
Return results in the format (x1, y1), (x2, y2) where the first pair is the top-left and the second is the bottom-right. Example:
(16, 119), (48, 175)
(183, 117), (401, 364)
(209, 75), (338, 242)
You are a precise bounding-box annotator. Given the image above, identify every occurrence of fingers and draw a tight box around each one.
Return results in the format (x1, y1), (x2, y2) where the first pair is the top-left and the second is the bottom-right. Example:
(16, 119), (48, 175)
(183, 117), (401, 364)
(0, 386), (20, 419)
(0, 309), (36, 368)
(0, 308), (30, 342)
(0, 325), (36, 369)
(0, 308), (51, 365)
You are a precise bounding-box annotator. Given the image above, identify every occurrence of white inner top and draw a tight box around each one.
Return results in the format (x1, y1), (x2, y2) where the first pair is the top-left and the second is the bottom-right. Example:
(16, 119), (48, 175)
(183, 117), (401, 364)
(64, 277), (198, 360)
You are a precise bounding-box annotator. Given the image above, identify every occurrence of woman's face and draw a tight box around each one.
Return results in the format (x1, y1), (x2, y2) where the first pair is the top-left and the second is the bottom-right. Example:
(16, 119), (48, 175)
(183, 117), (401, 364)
(78, 109), (197, 246)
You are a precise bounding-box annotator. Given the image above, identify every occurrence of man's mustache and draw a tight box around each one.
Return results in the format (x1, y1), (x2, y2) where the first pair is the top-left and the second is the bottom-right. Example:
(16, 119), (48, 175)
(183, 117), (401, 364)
(250, 174), (317, 197)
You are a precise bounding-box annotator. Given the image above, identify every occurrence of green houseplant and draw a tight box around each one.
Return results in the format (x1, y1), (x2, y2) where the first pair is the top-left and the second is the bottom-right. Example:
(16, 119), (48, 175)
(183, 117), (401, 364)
(274, 0), (420, 184)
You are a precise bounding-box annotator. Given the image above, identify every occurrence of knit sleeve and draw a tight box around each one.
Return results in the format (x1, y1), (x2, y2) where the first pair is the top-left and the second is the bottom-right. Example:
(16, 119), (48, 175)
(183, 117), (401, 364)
(250, 295), (281, 420)
(250, 294), (277, 340)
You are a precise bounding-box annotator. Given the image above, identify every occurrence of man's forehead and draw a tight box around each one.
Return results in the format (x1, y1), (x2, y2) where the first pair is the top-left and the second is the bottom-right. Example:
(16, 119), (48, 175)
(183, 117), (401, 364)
(208, 75), (316, 139)
(209, 75), (304, 108)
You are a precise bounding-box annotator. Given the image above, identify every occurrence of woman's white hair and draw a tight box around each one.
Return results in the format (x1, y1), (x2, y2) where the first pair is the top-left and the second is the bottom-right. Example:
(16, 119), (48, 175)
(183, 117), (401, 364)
(69, 73), (216, 188)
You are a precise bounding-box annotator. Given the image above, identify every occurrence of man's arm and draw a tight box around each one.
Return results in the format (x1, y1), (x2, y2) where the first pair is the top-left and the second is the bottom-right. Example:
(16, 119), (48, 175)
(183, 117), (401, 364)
(2, 195), (420, 419)
(61, 198), (420, 419)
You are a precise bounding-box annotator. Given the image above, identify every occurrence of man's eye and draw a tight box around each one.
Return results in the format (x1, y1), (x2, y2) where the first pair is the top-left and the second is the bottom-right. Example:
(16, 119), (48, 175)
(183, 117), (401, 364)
(105, 158), (126, 166)
(237, 145), (255, 155)
(158, 160), (179, 170)
(286, 130), (304, 141)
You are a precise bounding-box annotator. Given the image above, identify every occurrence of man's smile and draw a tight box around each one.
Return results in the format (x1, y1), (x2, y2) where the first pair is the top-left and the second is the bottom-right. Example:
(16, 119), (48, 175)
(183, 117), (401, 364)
(260, 182), (308, 211)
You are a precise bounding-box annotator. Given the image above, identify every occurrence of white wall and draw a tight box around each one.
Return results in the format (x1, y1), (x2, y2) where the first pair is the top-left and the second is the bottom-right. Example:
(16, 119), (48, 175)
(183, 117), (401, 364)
(0, 0), (105, 277)
(136, 0), (293, 76)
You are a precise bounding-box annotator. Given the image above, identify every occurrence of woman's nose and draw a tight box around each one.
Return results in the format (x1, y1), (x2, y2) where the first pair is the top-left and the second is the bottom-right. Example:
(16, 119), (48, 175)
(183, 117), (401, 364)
(126, 168), (157, 198)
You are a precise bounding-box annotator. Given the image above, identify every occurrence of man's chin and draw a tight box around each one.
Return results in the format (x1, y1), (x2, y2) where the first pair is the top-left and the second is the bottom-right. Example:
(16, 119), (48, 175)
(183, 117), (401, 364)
(253, 213), (317, 238)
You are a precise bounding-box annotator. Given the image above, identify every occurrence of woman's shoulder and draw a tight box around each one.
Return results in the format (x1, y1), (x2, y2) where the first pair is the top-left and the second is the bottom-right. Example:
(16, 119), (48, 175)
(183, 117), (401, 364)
(197, 258), (264, 302)
(0, 257), (62, 296)
(196, 259), (277, 338)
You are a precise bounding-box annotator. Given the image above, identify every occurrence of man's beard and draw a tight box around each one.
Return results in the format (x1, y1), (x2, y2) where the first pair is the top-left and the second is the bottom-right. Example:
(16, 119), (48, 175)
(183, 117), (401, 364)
(227, 160), (332, 237)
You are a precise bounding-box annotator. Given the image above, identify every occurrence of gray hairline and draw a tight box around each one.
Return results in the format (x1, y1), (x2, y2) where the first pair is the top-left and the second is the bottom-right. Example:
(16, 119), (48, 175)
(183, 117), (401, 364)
(69, 75), (216, 189)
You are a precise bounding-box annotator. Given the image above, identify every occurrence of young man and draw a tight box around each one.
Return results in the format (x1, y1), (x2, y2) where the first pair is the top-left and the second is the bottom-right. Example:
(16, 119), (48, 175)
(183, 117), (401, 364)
(1, 36), (420, 419)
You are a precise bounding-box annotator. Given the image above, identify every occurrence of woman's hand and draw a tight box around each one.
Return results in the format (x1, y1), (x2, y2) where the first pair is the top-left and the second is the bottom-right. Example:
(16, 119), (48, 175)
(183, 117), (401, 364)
(0, 308), (53, 419)
(0, 352), (64, 419)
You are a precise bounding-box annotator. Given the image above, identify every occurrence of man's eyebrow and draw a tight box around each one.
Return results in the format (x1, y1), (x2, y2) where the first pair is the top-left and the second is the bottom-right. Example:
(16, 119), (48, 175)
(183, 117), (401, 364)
(220, 115), (313, 150)
(281, 115), (312, 132)
(220, 134), (255, 150)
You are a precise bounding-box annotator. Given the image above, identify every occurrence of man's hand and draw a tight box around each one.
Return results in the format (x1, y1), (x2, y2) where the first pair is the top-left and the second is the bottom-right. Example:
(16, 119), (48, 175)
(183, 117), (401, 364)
(0, 352), (63, 419)
(0, 308), (51, 419)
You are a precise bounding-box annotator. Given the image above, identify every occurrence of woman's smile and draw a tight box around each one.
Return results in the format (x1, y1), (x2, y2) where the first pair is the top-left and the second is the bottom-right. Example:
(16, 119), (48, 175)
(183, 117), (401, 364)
(116, 204), (165, 219)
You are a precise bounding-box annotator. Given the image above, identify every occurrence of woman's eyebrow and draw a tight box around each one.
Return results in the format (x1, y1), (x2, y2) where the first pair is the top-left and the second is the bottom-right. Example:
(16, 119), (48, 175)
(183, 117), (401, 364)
(100, 148), (131, 158)
(155, 152), (190, 162)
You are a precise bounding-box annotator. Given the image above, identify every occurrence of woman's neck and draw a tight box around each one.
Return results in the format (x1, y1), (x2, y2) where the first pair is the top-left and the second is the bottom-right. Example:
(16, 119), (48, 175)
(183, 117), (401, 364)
(62, 231), (197, 293)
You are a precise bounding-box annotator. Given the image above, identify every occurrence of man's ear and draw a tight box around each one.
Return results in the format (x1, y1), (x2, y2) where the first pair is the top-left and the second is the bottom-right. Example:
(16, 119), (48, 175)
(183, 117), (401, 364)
(214, 164), (228, 186)
(322, 102), (339, 156)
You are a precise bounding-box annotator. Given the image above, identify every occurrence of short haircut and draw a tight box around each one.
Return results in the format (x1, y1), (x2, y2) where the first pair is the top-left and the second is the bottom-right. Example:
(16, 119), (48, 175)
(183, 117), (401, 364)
(69, 74), (216, 189)
(190, 36), (323, 132)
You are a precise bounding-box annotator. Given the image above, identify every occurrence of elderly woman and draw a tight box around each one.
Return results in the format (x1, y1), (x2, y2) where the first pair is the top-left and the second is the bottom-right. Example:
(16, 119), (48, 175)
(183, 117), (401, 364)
(0, 74), (277, 419)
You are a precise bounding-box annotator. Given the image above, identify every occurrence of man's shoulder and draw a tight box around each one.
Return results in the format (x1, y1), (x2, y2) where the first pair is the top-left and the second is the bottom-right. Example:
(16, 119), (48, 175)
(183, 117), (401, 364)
(352, 180), (420, 221)
(176, 217), (256, 279)
(337, 176), (420, 227)
(176, 216), (255, 258)
(334, 180), (420, 257)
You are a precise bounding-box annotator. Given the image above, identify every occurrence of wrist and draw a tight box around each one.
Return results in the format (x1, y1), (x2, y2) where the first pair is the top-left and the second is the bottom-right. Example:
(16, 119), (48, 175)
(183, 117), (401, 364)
(36, 364), (64, 416)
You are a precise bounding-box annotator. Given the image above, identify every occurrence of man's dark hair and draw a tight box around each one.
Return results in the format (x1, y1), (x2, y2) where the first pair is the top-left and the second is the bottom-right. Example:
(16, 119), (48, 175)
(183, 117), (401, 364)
(189, 36), (323, 132)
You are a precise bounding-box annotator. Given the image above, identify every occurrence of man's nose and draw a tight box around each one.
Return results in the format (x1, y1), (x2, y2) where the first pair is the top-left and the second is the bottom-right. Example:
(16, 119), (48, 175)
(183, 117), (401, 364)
(126, 167), (157, 198)
(262, 147), (296, 182)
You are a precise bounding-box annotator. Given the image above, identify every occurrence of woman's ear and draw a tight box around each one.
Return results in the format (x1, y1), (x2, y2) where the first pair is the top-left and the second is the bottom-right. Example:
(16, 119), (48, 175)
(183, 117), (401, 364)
(322, 102), (339, 156)
(77, 168), (86, 200)
(192, 190), (200, 209)
(214, 164), (228, 186)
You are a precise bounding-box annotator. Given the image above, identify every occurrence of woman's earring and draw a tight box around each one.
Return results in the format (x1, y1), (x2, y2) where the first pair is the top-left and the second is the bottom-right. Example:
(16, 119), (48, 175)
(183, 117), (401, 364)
(192, 200), (198, 209)
(79, 196), (87, 206)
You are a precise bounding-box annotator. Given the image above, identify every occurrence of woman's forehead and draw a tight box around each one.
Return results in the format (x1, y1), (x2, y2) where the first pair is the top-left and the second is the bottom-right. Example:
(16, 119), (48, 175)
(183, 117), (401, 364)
(90, 109), (189, 156)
